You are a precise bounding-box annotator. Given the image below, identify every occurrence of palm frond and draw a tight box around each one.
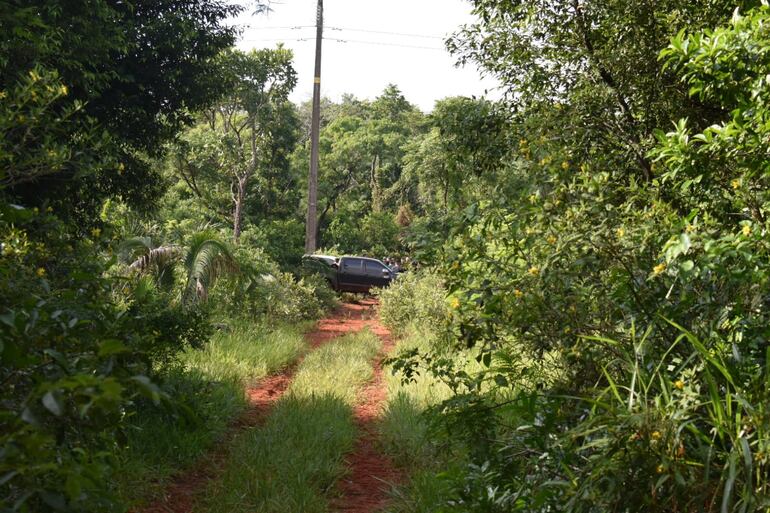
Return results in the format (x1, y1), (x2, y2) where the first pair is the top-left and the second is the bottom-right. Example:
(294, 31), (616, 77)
(183, 232), (239, 305)
(118, 236), (154, 264)
(127, 245), (182, 273)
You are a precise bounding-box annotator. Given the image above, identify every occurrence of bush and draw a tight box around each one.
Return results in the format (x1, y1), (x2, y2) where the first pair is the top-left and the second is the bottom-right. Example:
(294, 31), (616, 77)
(0, 207), (204, 512)
(376, 270), (447, 336)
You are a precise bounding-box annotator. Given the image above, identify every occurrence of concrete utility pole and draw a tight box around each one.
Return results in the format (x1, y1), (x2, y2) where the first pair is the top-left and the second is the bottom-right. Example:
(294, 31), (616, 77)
(304, 0), (323, 254)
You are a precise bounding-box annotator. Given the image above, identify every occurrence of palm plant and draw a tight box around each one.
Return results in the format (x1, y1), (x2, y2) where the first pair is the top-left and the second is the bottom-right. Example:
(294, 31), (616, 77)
(182, 232), (238, 305)
(120, 232), (238, 305)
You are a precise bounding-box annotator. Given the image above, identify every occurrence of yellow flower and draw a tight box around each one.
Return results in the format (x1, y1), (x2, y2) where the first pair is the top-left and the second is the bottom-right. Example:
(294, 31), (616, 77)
(547, 235), (557, 245)
(450, 297), (461, 309)
(36, 267), (46, 277)
(656, 464), (665, 474)
(59, 84), (68, 96)
(451, 261), (460, 271)
(46, 206), (53, 213)
(685, 224), (695, 233)
(674, 380), (684, 390)
(118, 162), (125, 174)
(651, 431), (662, 440)
(28, 70), (40, 82)
(519, 138), (528, 146)
(653, 262), (666, 276)
(514, 289), (523, 298)
(0, 90), (6, 99)
(561, 161), (570, 170)
(91, 227), (101, 237)
(616, 227), (625, 238)
(731, 179), (741, 190)
(742, 224), (751, 236)
(528, 266), (540, 276)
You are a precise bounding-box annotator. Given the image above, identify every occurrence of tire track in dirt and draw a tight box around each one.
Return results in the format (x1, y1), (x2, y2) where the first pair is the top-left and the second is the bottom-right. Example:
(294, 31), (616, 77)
(138, 301), (376, 513)
(332, 300), (403, 513)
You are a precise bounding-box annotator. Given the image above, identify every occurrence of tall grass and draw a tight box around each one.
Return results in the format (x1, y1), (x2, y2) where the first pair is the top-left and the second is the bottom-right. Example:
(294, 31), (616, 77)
(379, 329), (476, 513)
(563, 324), (770, 512)
(199, 329), (382, 512)
(183, 319), (313, 386)
(200, 394), (355, 513)
(115, 321), (311, 507)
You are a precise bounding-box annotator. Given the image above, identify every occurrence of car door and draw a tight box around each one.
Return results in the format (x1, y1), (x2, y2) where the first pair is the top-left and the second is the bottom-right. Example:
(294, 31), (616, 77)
(339, 257), (365, 291)
(364, 259), (391, 288)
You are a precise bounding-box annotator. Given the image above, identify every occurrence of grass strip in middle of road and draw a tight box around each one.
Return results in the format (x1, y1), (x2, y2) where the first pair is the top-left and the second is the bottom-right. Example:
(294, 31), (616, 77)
(199, 329), (381, 513)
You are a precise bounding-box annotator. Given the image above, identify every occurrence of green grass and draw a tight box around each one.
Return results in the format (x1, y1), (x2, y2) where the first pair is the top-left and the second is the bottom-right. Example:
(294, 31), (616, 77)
(115, 320), (312, 507)
(290, 329), (381, 403)
(183, 319), (314, 386)
(198, 329), (382, 513)
(379, 327), (557, 512)
(378, 328), (477, 513)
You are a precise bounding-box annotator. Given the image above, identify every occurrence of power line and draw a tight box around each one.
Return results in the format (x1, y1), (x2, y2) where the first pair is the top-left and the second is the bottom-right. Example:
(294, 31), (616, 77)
(326, 26), (445, 40)
(241, 36), (446, 51)
(236, 24), (316, 30)
(237, 24), (445, 41)
(323, 37), (444, 51)
(241, 37), (311, 42)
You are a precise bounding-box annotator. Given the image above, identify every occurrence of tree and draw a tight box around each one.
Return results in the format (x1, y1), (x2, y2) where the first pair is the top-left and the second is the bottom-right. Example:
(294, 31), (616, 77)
(1, 0), (242, 225)
(449, 0), (749, 185)
(183, 47), (298, 243)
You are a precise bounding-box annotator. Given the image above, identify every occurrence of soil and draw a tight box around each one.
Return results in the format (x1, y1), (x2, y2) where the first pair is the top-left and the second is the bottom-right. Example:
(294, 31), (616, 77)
(330, 300), (402, 513)
(138, 299), (401, 513)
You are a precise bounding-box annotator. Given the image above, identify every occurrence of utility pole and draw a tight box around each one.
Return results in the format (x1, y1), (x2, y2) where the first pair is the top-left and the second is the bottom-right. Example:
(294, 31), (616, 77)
(304, 0), (323, 253)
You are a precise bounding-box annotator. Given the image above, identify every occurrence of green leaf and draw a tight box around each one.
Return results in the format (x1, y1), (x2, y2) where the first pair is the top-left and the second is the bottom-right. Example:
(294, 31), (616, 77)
(21, 407), (40, 427)
(131, 375), (162, 404)
(98, 339), (128, 357)
(42, 391), (63, 416)
(0, 311), (14, 327)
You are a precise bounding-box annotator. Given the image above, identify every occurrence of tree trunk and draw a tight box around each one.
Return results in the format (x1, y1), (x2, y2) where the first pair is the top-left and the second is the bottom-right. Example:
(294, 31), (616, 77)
(233, 175), (246, 243)
(370, 154), (382, 213)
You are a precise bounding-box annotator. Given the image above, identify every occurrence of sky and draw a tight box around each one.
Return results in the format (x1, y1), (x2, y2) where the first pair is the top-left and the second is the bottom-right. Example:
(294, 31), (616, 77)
(232, 0), (501, 112)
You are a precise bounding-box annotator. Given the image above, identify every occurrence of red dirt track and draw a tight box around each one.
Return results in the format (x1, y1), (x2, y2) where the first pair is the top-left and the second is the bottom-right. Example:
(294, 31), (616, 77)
(139, 299), (400, 513)
(331, 302), (401, 513)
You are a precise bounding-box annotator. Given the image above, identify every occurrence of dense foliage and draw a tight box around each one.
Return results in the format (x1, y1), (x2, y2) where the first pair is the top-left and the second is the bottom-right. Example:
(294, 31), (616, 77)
(380, 3), (770, 513)
(0, 2), (332, 511)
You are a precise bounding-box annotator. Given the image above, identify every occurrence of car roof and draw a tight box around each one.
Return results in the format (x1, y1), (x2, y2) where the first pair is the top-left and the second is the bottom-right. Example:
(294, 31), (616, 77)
(340, 255), (383, 262)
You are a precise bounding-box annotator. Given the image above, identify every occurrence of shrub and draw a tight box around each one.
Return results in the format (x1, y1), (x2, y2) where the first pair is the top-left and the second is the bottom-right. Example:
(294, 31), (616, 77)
(0, 207), (204, 512)
(376, 270), (447, 336)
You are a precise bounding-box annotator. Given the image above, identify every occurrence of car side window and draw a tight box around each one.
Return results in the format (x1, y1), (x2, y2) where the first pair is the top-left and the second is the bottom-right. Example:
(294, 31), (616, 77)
(365, 261), (386, 274)
(342, 258), (363, 273)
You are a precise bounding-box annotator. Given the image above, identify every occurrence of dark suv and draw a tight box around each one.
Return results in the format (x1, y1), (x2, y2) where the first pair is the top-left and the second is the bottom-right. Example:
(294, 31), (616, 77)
(302, 254), (396, 293)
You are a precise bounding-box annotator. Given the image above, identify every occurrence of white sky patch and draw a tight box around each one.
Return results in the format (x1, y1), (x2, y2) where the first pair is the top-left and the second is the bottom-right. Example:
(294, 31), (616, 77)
(233, 0), (501, 112)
